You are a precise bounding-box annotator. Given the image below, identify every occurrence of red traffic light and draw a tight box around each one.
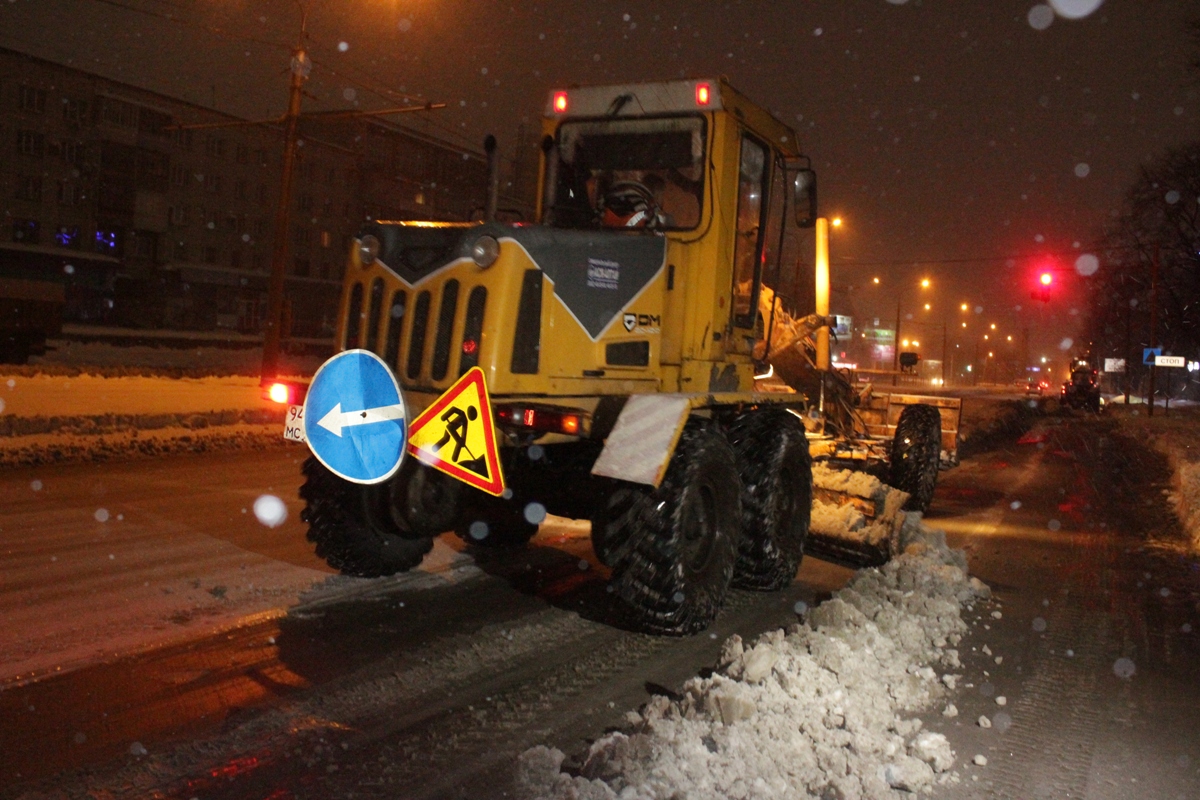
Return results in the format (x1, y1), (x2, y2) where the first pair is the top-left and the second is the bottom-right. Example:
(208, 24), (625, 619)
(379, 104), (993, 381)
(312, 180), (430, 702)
(1039, 272), (1053, 286)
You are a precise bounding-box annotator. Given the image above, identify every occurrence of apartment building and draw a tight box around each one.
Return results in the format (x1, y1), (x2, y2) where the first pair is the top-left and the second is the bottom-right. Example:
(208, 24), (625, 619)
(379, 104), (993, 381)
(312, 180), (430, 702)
(0, 47), (491, 339)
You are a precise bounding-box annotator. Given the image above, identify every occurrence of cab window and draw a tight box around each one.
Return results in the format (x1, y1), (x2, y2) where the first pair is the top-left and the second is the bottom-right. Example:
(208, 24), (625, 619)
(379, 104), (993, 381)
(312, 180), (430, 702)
(732, 135), (768, 328)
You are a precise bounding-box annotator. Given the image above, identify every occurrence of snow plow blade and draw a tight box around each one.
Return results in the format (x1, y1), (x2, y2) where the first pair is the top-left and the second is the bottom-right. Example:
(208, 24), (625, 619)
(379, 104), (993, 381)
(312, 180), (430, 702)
(803, 463), (910, 568)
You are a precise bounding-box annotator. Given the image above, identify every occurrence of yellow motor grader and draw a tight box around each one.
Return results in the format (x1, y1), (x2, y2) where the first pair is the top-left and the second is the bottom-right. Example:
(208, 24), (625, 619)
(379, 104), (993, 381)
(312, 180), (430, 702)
(285, 78), (960, 635)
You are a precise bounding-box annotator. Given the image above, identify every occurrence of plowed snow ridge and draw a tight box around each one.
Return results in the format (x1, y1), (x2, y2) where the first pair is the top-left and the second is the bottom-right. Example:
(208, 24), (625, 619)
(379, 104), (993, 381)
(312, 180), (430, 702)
(519, 514), (990, 800)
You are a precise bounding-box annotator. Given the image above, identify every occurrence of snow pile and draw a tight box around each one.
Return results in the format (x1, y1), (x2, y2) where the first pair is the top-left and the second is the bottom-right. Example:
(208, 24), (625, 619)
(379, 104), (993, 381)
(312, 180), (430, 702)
(810, 463), (908, 547)
(1112, 406), (1200, 553)
(518, 515), (989, 799)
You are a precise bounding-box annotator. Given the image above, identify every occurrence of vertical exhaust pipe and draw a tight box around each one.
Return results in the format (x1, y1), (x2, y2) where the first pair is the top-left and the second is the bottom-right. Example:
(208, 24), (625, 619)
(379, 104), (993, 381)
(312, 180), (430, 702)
(484, 134), (500, 222)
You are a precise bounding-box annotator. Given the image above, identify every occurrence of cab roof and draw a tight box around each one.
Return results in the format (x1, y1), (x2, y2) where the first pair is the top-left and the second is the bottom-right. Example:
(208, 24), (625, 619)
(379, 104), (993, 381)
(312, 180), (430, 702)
(544, 77), (801, 158)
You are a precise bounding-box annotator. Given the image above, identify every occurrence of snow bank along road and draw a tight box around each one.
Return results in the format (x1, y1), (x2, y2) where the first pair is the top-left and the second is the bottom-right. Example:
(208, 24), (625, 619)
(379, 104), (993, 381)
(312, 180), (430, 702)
(2, 410), (1198, 798)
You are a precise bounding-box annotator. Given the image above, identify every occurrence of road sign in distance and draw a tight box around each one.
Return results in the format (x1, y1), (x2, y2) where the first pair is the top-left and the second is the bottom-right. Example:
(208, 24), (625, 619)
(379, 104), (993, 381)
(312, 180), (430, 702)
(303, 349), (407, 484)
(1154, 355), (1186, 368)
(1103, 358), (1125, 373)
(1142, 347), (1163, 366)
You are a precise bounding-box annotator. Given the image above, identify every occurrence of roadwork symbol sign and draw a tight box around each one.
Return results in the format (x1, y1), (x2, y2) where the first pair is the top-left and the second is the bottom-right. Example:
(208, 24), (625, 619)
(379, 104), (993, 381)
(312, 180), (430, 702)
(406, 367), (505, 496)
(1143, 347), (1163, 365)
(303, 349), (407, 484)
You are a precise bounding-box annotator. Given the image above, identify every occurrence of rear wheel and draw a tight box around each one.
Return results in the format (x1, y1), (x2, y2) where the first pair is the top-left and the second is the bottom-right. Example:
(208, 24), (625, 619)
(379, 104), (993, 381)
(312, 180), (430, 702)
(300, 457), (433, 577)
(728, 408), (812, 591)
(605, 422), (742, 635)
(889, 404), (942, 513)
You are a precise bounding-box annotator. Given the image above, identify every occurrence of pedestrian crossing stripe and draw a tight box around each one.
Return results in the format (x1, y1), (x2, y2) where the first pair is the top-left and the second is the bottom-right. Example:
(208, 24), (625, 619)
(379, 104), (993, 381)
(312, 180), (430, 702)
(405, 367), (506, 496)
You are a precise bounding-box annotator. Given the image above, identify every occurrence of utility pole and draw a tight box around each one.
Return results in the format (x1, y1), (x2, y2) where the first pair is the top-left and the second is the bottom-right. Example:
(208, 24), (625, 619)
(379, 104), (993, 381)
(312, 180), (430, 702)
(892, 296), (902, 386)
(941, 320), (948, 387)
(1148, 245), (1159, 417)
(260, 12), (311, 382)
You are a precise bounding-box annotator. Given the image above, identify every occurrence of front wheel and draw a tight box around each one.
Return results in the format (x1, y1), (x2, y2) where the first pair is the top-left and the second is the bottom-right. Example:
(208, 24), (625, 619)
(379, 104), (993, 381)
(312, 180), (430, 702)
(889, 404), (942, 513)
(728, 408), (812, 591)
(606, 422), (742, 635)
(300, 457), (433, 577)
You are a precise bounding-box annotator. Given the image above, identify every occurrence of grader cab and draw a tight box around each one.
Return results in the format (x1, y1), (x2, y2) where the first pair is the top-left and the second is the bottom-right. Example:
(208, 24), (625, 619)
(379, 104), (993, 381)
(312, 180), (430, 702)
(291, 78), (960, 635)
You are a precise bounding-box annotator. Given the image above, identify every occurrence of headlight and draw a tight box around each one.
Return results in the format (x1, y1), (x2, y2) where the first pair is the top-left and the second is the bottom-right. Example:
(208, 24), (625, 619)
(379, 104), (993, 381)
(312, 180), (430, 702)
(470, 235), (500, 268)
(358, 234), (380, 267)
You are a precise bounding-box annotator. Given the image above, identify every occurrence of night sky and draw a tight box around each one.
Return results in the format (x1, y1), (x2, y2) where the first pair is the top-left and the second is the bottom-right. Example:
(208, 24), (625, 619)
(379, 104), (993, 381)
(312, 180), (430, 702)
(3, 0), (1197, 358)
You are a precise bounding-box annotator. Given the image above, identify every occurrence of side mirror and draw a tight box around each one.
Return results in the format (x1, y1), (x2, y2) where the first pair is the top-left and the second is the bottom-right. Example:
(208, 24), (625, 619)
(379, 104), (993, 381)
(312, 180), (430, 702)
(793, 168), (818, 228)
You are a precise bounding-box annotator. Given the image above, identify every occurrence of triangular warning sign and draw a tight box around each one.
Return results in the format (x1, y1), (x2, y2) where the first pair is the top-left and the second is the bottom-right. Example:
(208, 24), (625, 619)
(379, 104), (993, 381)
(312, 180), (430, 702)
(406, 367), (506, 496)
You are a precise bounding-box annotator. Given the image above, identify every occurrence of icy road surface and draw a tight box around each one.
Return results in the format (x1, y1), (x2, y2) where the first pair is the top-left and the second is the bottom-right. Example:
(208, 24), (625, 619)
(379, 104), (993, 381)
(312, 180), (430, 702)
(1, 412), (1198, 799)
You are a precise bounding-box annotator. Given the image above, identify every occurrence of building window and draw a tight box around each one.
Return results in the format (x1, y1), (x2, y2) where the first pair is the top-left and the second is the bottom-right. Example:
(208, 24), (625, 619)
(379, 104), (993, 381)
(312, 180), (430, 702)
(255, 218), (268, 236)
(62, 97), (88, 124)
(293, 226), (308, 248)
(298, 194), (313, 212)
(18, 86), (46, 114)
(12, 219), (40, 244)
(172, 128), (193, 151)
(17, 130), (45, 157)
(323, 197), (333, 215)
(170, 164), (188, 187)
(59, 141), (83, 166)
(206, 174), (222, 194)
(55, 226), (81, 248)
(57, 180), (79, 206)
(138, 109), (171, 137)
(294, 258), (310, 277)
(230, 249), (242, 269)
(252, 253), (265, 271)
(15, 175), (42, 202)
(99, 97), (138, 128)
(320, 230), (331, 248)
(327, 167), (337, 184)
(255, 149), (268, 166)
(234, 179), (247, 200)
(204, 135), (225, 159)
(173, 241), (187, 261)
(235, 144), (248, 164)
(169, 205), (189, 226)
(95, 227), (122, 256)
(257, 184), (268, 203)
(203, 246), (218, 264)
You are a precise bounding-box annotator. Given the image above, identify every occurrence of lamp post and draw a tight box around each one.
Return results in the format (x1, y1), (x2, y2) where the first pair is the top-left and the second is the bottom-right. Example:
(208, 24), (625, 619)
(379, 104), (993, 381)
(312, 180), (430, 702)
(892, 277), (931, 385)
(814, 217), (831, 370)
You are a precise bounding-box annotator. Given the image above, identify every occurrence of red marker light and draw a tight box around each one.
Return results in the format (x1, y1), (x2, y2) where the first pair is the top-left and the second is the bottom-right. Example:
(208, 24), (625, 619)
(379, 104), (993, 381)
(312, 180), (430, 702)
(461, 338), (478, 355)
(1039, 272), (1053, 286)
(267, 382), (290, 404)
(696, 82), (711, 106)
(552, 91), (568, 114)
(522, 407), (536, 427)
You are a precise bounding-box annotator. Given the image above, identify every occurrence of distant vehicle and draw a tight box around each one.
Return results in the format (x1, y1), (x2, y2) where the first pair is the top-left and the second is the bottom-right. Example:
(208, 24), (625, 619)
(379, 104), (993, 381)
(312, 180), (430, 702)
(1060, 366), (1101, 412)
(1024, 379), (1051, 396)
(0, 265), (65, 364)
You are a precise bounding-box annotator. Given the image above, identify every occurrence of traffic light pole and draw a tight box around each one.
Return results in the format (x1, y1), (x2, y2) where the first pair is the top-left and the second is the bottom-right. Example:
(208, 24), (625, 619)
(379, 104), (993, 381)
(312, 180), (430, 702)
(260, 20), (310, 382)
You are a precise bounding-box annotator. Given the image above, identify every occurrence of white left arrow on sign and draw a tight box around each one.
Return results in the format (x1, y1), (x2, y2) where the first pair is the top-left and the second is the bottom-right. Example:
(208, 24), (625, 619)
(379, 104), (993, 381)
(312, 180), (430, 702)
(317, 402), (406, 437)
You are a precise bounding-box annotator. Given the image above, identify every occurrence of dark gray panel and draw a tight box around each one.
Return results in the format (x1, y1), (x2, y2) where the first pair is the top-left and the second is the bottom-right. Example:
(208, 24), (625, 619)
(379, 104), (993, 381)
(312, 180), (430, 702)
(506, 227), (666, 340)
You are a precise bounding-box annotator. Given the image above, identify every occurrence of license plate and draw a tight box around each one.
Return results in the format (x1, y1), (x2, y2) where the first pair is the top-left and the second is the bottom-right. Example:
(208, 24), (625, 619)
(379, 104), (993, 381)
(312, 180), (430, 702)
(283, 404), (306, 442)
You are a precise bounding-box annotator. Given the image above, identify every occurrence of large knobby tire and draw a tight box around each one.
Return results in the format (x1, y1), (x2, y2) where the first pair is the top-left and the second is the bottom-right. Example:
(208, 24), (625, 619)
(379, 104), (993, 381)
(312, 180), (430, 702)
(889, 404), (942, 513)
(590, 482), (645, 567)
(376, 459), (466, 538)
(606, 422), (742, 636)
(728, 408), (813, 591)
(299, 457), (433, 577)
(455, 494), (539, 548)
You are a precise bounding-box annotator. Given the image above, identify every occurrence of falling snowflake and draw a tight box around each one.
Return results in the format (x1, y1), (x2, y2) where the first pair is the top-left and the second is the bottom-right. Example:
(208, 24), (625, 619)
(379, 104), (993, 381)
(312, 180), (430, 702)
(1049, 0), (1105, 18)
(1075, 254), (1099, 276)
(1027, 5), (1055, 30)
(523, 502), (547, 525)
(252, 494), (287, 528)
(1112, 657), (1136, 679)
(1074, 162), (1090, 178)
(94, 508), (110, 523)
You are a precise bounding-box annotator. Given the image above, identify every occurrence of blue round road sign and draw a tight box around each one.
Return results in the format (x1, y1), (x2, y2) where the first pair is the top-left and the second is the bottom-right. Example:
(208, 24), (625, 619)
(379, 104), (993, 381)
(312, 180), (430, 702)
(304, 349), (407, 484)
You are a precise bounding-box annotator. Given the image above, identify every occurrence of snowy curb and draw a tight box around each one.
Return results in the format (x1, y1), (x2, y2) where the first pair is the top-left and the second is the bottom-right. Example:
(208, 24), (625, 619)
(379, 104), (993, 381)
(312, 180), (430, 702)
(518, 514), (990, 799)
(0, 420), (287, 468)
(0, 407), (281, 438)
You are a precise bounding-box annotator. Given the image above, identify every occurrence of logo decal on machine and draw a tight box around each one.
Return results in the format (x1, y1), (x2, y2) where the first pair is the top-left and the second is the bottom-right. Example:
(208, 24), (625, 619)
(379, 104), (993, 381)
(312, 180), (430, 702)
(623, 312), (661, 334)
(586, 257), (621, 290)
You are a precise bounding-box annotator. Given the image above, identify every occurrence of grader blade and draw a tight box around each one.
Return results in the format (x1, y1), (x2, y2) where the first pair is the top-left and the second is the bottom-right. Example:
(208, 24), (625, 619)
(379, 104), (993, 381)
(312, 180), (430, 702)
(805, 463), (910, 567)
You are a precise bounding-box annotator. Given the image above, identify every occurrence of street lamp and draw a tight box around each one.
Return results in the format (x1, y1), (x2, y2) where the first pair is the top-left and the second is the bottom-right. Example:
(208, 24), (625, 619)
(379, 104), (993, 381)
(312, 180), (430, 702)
(892, 277), (931, 382)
